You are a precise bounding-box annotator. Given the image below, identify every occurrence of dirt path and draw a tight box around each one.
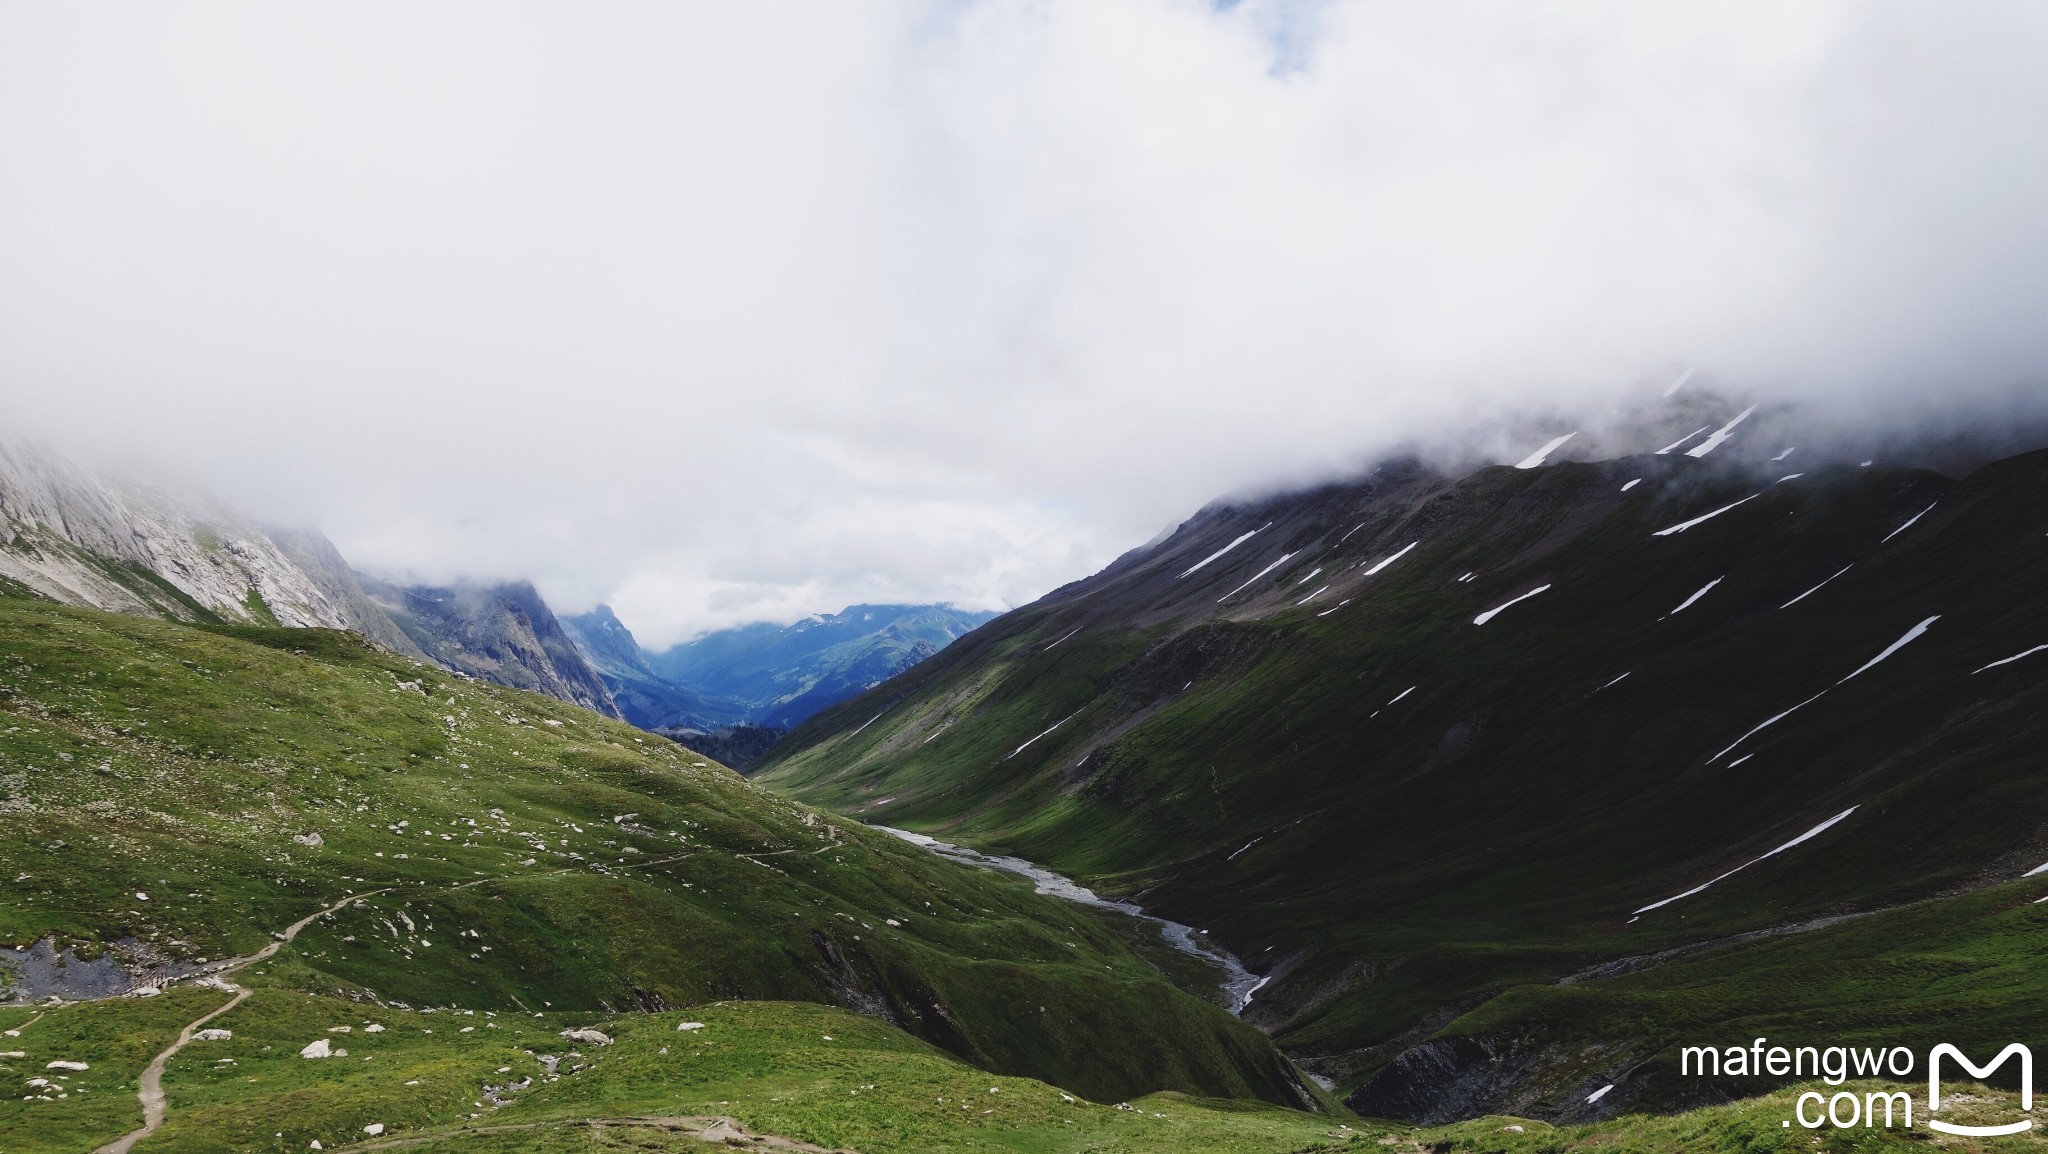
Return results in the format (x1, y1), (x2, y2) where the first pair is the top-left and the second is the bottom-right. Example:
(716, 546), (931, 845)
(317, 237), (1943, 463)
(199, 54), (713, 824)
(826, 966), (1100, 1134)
(91, 888), (390, 1154)
(353, 1114), (855, 1152)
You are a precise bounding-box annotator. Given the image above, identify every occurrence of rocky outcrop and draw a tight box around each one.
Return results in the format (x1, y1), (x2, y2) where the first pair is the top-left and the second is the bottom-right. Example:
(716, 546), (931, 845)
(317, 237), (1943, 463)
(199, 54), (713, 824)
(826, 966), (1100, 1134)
(360, 577), (622, 718)
(0, 439), (368, 629)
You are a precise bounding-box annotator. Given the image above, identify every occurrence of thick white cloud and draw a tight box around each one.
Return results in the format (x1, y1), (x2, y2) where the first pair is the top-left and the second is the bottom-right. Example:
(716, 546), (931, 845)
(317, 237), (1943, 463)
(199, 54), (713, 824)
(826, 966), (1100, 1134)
(1, 2), (2044, 645)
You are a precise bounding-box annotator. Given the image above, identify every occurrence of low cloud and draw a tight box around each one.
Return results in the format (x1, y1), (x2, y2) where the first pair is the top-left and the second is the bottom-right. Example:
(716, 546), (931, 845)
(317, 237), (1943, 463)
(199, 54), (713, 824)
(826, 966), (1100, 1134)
(2, 2), (2044, 645)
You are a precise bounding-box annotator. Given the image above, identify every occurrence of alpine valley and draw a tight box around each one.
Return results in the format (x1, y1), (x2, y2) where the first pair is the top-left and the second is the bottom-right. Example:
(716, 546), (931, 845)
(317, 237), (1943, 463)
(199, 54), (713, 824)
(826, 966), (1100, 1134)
(7, 409), (2048, 1154)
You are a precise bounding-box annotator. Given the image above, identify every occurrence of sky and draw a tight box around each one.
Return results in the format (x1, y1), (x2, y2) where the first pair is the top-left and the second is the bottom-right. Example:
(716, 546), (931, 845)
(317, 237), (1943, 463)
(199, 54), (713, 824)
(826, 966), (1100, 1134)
(2, 2), (2046, 647)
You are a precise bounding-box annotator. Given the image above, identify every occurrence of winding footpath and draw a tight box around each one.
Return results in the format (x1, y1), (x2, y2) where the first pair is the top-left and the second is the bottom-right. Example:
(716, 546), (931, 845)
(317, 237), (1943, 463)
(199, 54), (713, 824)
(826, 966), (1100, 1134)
(91, 889), (389, 1154)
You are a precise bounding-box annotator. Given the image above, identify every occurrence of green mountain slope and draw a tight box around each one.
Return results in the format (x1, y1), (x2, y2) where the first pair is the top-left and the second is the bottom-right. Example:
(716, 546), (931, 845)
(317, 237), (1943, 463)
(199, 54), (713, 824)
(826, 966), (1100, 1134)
(758, 446), (2048, 1119)
(0, 994), (1347, 1154)
(0, 596), (1309, 1114)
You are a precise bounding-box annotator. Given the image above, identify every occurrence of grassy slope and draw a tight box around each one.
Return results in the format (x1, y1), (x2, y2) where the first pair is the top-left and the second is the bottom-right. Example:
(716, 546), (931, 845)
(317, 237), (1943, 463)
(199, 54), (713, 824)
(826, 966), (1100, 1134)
(0, 596), (1301, 1109)
(757, 450), (2048, 1107)
(0, 994), (1348, 1154)
(7, 991), (2040, 1153)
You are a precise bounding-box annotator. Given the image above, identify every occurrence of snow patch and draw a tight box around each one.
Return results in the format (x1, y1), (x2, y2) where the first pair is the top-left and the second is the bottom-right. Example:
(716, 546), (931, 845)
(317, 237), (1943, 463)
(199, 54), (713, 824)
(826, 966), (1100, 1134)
(1975, 644), (2048, 674)
(1003, 712), (1080, 761)
(1881, 502), (1937, 544)
(1178, 524), (1270, 579)
(1633, 807), (1858, 915)
(1781, 565), (1852, 609)
(1515, 432), (1577, 469)
(1652, 494), (1758, 536)
(1363, 541), (1418, 576)
(1217, 552), (1296, 602)
(1474, 585), (1551, 625)
(1685, 405), (1757, 458)
(1655, 425), (1711, 455)
(1838, 616), (1939, 683)
(1667, 577), (1723, 616)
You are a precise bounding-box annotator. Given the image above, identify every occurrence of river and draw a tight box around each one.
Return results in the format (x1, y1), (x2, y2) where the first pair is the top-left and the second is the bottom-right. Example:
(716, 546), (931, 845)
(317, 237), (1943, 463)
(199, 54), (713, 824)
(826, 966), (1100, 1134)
(876, 826), (1268, 1015)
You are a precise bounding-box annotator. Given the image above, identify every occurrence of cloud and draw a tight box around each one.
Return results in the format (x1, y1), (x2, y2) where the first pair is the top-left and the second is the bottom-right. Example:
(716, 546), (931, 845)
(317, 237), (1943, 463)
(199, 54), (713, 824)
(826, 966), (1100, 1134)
(1, 1), (2044, 644)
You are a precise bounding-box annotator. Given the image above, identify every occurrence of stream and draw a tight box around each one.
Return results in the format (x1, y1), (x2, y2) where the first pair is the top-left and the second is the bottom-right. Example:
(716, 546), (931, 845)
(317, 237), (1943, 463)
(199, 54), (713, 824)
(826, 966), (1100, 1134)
(877, 826), (1268, 1014)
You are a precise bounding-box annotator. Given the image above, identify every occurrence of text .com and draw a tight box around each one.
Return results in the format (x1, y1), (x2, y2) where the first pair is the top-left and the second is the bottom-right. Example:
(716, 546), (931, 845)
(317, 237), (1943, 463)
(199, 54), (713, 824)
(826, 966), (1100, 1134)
(1680, 1039), (2033, 1135)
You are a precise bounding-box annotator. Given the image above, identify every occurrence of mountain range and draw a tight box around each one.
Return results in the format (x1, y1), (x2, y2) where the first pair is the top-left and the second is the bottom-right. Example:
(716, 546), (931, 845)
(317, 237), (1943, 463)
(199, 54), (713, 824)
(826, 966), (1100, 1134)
(758, 411), (2048, 1123)
(582, 603), (998, 730)
(0, 436), (983, 741)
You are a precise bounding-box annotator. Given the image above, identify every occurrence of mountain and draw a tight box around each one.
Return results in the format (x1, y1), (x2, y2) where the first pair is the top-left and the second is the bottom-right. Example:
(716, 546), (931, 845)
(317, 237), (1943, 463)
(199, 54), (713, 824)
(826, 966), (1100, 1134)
(643, 603), (999, 729)
(358, 575), (622, 719)
(0, 438), (397, 636)
(0, 594), (1311, 1128)
(759, 438), (2048, 1123)
(0, 437), (631, 721)
(557, 603), (741, 731)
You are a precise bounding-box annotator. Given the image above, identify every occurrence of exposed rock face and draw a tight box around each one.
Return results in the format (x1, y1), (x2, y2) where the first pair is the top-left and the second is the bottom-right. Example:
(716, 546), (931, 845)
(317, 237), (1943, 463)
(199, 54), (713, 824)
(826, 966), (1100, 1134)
(0, 439), (379, 631)
(361, 577), (622, 718)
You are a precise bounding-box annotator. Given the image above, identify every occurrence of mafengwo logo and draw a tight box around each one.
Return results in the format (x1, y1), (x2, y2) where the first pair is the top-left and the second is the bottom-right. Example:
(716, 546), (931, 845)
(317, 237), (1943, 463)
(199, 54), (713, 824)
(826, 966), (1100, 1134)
(1679, 1039), (2032, 1132)
(1927, 1044), (2032, 1137)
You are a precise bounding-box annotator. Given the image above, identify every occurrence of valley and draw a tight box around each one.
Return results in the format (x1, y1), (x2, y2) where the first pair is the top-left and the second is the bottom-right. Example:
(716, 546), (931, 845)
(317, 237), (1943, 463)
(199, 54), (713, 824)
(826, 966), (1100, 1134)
(759, 443), (2048, 1122)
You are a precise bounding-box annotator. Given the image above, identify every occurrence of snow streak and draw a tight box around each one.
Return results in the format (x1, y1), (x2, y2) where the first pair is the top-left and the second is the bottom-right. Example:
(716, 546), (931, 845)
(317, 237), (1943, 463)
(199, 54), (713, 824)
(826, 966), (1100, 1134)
(1362, 540), (1419, 576)
(1632, 807), (1858, 915)
(1178, 523), (1269, 579)
(1667, 577), (1723, 616)
(1474, 584), (1552, 625)
(1217, 552), (1296, 602)
(1710, 692), (1828, 763)
(1297, 585), (1330, 606)
(1781, 565), (1852, 609)
(1770, 447), (1797, 462)
(1837, 616), (1939, 683)
(1388, 686), (1416, 705)
(1655, 425), (1711, 455)
(1516, 432), (1577, 469)
(1621, 478), (1641, 492)
(846, 713), (884, 738)
(1652, 494), (1758, 537)
(1881, 502), (1937, 544)
(1043, 626), (1082, 651)
(1685, 405), (1758, 458)
(1003, 712), (1080, 761)
(1975, 644), (2048, 674)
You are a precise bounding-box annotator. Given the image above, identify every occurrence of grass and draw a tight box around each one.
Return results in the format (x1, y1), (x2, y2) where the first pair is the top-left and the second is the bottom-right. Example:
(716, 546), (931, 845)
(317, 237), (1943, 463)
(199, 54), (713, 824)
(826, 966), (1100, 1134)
(757, 449), (2048, 1109)
(2, 992), (1354, 1153)
(0, 595), (1303, 1109)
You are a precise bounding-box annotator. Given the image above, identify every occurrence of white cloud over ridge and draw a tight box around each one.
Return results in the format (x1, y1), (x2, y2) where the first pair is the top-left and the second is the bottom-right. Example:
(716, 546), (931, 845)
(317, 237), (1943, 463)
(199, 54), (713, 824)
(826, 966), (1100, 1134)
(1, 2), (2044, 645)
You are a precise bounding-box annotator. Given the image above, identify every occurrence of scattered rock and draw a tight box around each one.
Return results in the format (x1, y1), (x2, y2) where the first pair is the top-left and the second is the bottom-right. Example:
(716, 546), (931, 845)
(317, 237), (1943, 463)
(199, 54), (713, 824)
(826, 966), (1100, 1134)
(362, 1024), (385, 1033)
(676, 1022), (705, 1032)
(45, 1061), (87, 1071)
(557, 1028), (612, 1046)
(362, 1123), (385, 1136)
(193, 1029), (232, 1041)
(292, 832), (324, 848)
(127, 986), (161, 998)
(299, 1039), (331, 1059)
